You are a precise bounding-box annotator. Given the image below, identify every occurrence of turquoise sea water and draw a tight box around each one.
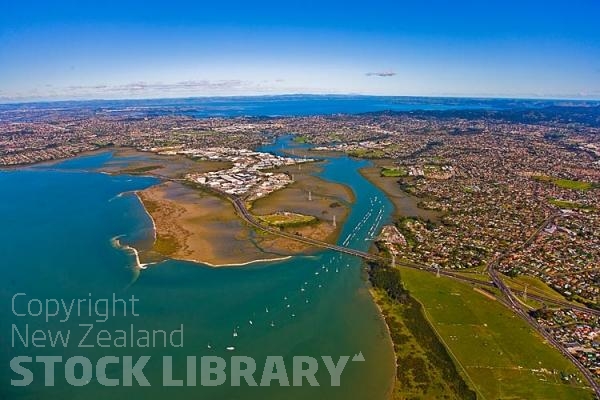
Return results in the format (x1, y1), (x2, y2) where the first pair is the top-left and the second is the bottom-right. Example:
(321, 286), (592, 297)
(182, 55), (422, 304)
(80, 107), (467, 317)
(1, 95), (524, 119)
(1, 137), (395, 399)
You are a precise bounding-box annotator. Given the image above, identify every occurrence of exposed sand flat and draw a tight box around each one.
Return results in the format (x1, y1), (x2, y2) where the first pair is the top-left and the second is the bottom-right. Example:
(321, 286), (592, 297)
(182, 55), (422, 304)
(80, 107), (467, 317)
(251, 162), (352, 219)
(249, 161), (352, 253)
(100, 147), (232, 179)
(127, 155), (354, 266)
(359, 160), (441, 222)
(138, 181), (287, 266)
(256, 219), (344, 254)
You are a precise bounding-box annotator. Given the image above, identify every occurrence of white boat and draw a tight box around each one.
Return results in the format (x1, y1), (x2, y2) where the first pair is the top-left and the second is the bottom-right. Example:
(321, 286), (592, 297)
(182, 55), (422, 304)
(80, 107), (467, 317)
(226, 346), (235, 351)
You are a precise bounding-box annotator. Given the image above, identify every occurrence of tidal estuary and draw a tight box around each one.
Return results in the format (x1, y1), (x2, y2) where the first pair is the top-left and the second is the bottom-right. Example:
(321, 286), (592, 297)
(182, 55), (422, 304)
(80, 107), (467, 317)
(1, 137), (396, 399)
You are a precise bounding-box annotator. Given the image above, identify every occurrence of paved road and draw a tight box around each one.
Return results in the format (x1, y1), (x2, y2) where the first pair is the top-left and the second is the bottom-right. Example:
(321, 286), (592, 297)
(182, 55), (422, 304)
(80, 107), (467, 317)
(486, 213), (600, 397)
(229, 196), (384, 262)
(229, 193), (600, 318)
(399, 265), (600, 316)
(226, 194), (599, 395)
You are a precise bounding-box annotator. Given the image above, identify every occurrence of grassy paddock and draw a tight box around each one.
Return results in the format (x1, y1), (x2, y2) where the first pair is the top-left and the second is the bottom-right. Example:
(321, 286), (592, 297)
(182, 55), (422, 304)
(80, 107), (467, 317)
(347, 148), (386, 158)
(292, 135), (309, 143)
(533, 175), (595, 191)
(399, 267), (593, 399)
(549, 198), (594, 210)
(505, 274), (568, 303)
(381, 166), (408, 177)
(257, 212), (317, 227)
(368, 261), (476, 399)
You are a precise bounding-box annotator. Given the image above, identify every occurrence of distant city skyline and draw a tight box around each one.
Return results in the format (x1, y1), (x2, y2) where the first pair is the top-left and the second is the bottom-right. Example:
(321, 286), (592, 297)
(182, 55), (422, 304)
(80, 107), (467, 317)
(1, 1), (599, 102)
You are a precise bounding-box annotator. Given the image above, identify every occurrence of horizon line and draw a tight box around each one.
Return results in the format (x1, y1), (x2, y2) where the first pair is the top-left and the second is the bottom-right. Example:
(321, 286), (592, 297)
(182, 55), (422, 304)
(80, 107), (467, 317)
(1, 92), (600, 106)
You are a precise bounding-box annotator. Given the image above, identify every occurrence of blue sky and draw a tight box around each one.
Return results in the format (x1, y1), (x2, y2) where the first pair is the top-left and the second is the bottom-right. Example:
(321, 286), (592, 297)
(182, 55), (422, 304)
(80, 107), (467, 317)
(1, 1), (599, 101)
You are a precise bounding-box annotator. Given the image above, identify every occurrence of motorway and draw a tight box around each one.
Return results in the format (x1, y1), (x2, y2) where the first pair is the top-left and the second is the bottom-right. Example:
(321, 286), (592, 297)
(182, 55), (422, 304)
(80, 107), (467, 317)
(227, 194), (600, 395)
(229, 196), (384, 262)
(401, 264), (600, 317)
(486, 213), (600, 396)
(231, 193), (600, 314)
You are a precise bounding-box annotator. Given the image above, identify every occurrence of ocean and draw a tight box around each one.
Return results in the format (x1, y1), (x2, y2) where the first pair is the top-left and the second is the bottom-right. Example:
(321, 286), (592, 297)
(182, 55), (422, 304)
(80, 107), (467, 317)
(0, 94), (557, 120)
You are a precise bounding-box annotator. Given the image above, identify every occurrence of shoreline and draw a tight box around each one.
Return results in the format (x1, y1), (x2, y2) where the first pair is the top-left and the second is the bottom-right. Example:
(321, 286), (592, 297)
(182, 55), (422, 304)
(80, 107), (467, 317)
(358, 163), (441, 222)
(366, 257), (478, 399)
(15, 143), (400, 397)
(367, 286), (398, 399)
(21, 146), (399, 396)
(116, 191), (295, 268)
(135, 181), (309, 267)
(123, 154), (355, 266)
(171, 255), (294, 268)
(0, 147), (113, 170)
(133, 190), (157, 242)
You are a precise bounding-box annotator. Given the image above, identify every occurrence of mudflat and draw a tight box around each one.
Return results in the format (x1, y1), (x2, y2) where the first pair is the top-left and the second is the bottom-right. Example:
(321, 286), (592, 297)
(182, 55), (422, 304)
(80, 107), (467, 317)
(359, 159), (440, 222)
(138, 181), (290, 266)
(249, 161), (353, 253)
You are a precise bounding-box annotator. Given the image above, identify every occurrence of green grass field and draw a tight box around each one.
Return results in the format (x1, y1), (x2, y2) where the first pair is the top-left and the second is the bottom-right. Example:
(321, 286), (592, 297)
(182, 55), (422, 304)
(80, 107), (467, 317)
(347, 148), (386, 158)
(257, 212), (317, 227)
(399, 267), (594, 400)
(533, 175), (595, 191)
(451, 270), (494, 284)
(292, 135), (309, 143)
(372, 289), (476, 400)
(553, 179), (594, 191)
(380, 166), (408, 177)
(505, 274), (568, 303)
(549, 198), (594, 210)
